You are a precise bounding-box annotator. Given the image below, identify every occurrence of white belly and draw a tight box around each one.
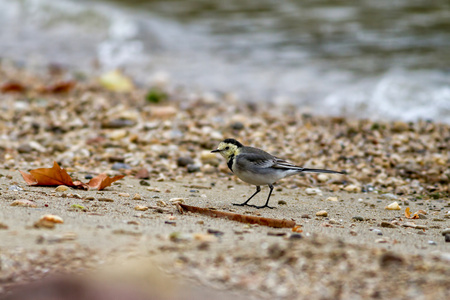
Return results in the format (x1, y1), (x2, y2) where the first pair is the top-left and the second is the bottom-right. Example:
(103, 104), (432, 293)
(234, 169), (289, 186)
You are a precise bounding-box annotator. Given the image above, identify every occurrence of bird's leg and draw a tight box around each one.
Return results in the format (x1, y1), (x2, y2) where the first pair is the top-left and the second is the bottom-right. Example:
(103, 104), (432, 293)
(233, 186), (261, 207)
(254, 184), (275, 209)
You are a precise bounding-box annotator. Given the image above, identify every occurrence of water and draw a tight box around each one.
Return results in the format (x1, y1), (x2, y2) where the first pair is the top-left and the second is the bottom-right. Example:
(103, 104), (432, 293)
(1, 0), (449, 122)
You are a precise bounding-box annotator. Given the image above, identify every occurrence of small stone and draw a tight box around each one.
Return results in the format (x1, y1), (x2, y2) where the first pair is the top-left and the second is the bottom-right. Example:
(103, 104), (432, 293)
(352, 216), (364, 221)
(379, 252), (404, 267)
(177, 157), (194, 167)
(230, 121), (244, 130)
(385, 202), (401, 210)
(372, 229), (383, 235)
(306, 188), (322, 195)
(8, 185), (23, 191)
(301, 214), (311, 219)
(326, 196), (338, 202)
(108, 130), (128, 140)
(289, 233), (303, 240)
(139, 180), (150, 186)
(0, 222), (8, 230)
(98, 197), (114, 202)
(11, 199), (37, 207)
(445, 234), (450, 243)
(441, 228), (450, 236)
(418, 214), (427, 219)
(133, 193), (142, 200)
(278, 200), (287, 205)
(381, 193), (398, 200)
(187, 164), (201, 173)
(169, 198), (184, 204)
(135, 168), (150, 179)
(349, 230), (357, 236)
(317, 174), (329, 182)
(118, 193), (130, 197)
(85, 174), (94, 180)
(17, 143), (34, 153)
(134, 205), (149, 211)
(34, 215), (64, 229)
(112, 162), (131, 170)
(207, 229), (224, 237)
(344, 184), (361, 193)
(428, 240), (437, 246)
(381, 221), (397, 228)
(102, 119), (135, 129)
(316, 210), (328, 217)
(200, 151), (219, 166)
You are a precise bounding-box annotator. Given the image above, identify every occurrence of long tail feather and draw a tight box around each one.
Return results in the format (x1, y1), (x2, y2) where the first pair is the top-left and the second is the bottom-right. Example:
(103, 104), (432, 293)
(301, 168), (346, 174)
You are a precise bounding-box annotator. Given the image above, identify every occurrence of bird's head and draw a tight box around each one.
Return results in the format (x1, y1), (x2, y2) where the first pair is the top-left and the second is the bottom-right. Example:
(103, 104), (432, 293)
(211, 138), (243, 160)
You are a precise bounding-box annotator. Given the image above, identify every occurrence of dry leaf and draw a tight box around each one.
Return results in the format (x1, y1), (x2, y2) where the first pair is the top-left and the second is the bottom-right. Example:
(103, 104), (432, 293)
(19, 162), (122, 190)
(39, 81), (76, 93)
(87, 173), (125, 190)
(1, 81), (26, 93)
(405, 207), (420, 219)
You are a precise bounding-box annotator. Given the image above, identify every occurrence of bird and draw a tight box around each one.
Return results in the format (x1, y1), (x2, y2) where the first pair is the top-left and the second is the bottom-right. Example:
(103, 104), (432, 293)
(211, 138), (345, 209)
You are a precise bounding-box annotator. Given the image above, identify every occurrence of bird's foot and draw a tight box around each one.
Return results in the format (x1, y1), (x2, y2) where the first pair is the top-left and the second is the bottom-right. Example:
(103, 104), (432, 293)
(232, 202), (252, 207)
(254, 205), (276, 209)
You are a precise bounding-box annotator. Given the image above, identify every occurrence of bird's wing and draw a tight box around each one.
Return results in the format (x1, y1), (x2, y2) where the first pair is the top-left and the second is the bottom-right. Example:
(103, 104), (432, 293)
(235, 152), (278, 169)
(272, 157), (304, 171)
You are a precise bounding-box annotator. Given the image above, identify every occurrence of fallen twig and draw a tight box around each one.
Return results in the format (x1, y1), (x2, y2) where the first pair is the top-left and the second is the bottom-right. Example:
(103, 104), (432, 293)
(178, 204), (296, 228)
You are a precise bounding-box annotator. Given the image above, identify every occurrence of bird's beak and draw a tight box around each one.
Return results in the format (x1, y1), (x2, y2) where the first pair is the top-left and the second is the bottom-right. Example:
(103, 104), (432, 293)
(211, 149), (220, 153)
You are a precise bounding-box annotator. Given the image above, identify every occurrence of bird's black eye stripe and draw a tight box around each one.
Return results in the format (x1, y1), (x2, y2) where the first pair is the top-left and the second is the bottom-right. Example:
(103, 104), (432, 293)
(225, 146), (230, 150)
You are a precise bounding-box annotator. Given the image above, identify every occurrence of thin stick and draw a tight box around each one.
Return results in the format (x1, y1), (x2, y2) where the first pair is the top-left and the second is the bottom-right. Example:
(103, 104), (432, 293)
(178, 204), (296, 228)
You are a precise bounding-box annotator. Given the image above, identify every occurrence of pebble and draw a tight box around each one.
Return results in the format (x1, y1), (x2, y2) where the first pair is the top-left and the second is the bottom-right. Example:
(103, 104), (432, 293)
(8, 185), (23, 191)
(207, 229), (224, 236)
(326, 196), (338, 202)
(385, 201), (401, 210)
(187, 164), (201, 173)
(381, 221), (397, 228)
(118, 193), (130, 197)
(177, 157), (194, 167)
(445, 234), (450, 243)
(139, 180), (150, 186)
(0, 222), (9, 230)
(111, 162), (131, 170)
(102, 119), (135, 129)
(428, 240), (437, 246)
(418, 213), (427, 219)
(98, 197), (114, 202)
(17, 143), (33, 153)
(55, 185), (70, 192)
(289, 233), (303, 240)
(11, 199), (37, 207)
(316, 210), (328, 217)
(441, 228), (450, 236)
(349, 230), (357, 236)
(372, 229), (383, 235)
(317, 174), (329, 182)
(278, 200), (287, 205)
(133, 193), (142, 200)
(381, 193), (398, 200)
(200, 151), (219, 166)
(344, 184), (361, 193)
(301, 214), (311, 219)
(230, 121), (244, 130)
(169, 198), (184, 204)
(352, 216), (364, 221)
(134, 205), (148, 211)
(306, 188), (322, 195)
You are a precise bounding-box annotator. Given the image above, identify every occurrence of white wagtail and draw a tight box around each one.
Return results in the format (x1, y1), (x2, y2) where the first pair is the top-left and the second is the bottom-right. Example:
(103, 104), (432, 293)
(212, 138), (345, 209)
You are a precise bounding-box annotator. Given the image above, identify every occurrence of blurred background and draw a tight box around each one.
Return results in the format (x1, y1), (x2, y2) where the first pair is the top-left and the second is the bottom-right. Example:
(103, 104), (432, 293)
(1, 0), (449, 122)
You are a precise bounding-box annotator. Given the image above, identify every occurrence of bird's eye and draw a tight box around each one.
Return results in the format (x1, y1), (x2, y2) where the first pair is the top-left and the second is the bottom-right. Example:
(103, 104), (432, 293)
(225, 146), (230, 150)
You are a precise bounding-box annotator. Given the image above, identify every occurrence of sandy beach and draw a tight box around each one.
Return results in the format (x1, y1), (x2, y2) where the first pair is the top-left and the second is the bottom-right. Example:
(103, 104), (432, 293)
(0, 64), (449, 299)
